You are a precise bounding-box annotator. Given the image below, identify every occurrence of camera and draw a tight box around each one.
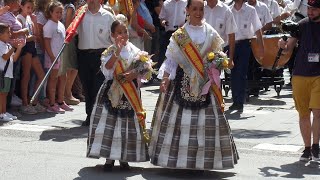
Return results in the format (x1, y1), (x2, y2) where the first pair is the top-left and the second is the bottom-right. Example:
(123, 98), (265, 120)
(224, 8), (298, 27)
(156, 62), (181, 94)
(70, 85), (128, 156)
(281, 20), (299, 37)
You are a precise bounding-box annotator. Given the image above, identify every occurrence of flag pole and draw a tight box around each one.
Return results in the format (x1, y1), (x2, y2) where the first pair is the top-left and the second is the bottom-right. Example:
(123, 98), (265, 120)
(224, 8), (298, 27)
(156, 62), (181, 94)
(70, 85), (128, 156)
(30, 44), (66, 104)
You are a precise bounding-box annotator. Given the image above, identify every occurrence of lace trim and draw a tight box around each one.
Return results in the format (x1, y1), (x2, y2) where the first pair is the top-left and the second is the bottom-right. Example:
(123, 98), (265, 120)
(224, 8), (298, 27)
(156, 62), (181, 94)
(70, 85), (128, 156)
(102, 80), (135, 117)
(173, 67), (210, 109)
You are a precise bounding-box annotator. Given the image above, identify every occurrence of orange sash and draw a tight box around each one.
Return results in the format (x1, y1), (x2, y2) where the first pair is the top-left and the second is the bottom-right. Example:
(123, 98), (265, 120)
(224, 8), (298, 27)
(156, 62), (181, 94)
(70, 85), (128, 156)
(119, 0), (134, 17)
(113, 59), (150, 142)
(173, 27), (225, 111)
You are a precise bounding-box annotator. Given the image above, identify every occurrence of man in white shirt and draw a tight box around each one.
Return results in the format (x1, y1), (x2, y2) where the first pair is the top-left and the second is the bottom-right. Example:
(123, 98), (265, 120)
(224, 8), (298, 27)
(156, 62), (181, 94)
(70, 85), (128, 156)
(248, 0), (273, 31)
(77, 0), (115, 126)
(229, 0), (264, 112)
(284, 0), (309, 20)
(158, 0), (187, 68)
(204, 0), (237, 68)
(260, 0), (282, 24)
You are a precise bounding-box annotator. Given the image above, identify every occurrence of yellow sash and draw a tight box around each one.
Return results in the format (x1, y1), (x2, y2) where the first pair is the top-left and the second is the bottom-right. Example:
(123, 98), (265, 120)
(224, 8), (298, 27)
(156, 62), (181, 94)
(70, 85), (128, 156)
(173, 27), (225, 112)
(113, 59), (150, 142)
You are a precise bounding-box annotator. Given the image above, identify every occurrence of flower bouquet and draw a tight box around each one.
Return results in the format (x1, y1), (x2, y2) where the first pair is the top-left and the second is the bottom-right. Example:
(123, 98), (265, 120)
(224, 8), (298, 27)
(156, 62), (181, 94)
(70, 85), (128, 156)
(117, 51), (157, 83)
(205, 51), (231, 74)
(201, 51), (230, 95)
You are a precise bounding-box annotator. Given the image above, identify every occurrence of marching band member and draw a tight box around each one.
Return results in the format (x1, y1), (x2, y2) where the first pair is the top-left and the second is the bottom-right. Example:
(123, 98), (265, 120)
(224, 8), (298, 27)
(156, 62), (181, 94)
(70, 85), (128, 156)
(260, 0), (282, 24)
(248, 0), (273, 31)
(158, 0), (187, 68)
(204, 0), (237, 69)
(228, 0), (264, 112)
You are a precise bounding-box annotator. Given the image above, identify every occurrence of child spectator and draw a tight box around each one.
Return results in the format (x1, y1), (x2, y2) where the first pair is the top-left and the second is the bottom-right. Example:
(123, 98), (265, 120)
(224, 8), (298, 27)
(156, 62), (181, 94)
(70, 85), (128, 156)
(33, 0), (50, 106)
(60, 0), (80, 106)
(0, 23), (25, 121)
(0, 0), (29, 109)
(43, 0), (73, 113)
(17, 0), (46, 114)
(0, 5), (9, 15)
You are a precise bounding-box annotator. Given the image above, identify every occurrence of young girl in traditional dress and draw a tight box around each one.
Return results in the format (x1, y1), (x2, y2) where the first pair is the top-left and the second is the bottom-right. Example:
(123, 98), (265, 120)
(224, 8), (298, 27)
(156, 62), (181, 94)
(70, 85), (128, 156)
(86, 18), (150, 171)
(149, 0), (239, 171)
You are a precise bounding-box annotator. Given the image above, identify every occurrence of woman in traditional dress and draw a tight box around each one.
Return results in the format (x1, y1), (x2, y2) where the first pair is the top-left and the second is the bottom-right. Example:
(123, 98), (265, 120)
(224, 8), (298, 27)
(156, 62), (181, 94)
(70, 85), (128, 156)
(86, 19), (150, 171)
(149, 0), (239, 171)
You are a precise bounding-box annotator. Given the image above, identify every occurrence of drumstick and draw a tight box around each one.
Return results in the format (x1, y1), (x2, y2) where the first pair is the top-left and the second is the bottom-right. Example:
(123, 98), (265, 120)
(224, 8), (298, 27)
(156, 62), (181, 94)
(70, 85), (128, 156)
(272, 35), (288, 71)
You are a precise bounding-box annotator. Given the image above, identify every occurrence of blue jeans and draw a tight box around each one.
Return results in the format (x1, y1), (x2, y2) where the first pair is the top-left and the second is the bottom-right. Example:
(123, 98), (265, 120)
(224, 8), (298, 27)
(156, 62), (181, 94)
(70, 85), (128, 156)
(229, 39), (251, 105)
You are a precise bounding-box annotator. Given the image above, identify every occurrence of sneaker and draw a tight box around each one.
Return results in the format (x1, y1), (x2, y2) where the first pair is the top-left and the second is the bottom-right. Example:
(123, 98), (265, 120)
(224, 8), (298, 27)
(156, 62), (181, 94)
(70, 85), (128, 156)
(311, 144), (320, 161)
(47, 104), (65, 113)
(11, 94), (22, 106)
(300, 148), (312, 162)
(59, 101), (74, 111)
(65, 97), (80, 105)
(32, 103), (47, 113)
(20, 105), (37, 115)
(0, 113), (13, 122)
(40, 98), (50, 108)
(5, 112), (17, 120)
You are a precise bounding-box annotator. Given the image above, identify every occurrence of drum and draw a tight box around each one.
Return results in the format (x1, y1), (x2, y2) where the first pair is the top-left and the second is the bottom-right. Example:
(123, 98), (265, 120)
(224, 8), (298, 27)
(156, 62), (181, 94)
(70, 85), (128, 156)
(251, 34), (293, 70)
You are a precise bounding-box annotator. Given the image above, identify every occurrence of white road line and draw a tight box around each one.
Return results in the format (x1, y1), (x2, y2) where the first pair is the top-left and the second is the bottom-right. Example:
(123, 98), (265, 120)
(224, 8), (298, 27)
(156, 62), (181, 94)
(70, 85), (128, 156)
(0, 123), (57, 132)
(253, 143), (303, 152)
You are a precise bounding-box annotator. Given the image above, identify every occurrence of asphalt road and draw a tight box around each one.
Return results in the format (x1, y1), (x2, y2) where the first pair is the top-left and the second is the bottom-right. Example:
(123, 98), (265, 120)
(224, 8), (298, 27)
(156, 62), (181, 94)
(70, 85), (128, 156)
(0, 71), (319, 179)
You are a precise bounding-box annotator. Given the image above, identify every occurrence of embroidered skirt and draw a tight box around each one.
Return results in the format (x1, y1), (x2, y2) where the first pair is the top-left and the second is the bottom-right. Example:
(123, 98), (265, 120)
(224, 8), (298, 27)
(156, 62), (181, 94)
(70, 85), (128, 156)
(87, 82), (149, 162)
(149, 83), (239, 170)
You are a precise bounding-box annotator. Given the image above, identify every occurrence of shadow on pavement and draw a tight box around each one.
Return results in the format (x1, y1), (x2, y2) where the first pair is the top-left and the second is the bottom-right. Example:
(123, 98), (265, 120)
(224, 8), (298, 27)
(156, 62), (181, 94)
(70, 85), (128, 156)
(259, 161), (320, 178)
(75, 165), (236, 180)
(145, 88), (160, 94)
(39, 126), (88, 142)
(245, 97), (287, 106)
(232, 129), (290, 139)
(17, 112), (56, 121)
(225, 111), (255, 120)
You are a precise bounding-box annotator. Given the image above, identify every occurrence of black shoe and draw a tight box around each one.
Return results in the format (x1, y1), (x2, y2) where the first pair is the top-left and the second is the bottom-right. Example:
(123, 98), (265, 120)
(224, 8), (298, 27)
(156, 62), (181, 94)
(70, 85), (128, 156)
(300, 148), (312, 162)
(103, 160), (115, 172)
(311, 144), (320, 161)
(81, 120), (89, 126)
(229, 103), (239, 110)
(249, 89), (259, 97)
(119, 162), (131, 171)
(81, 116), (90, 126)
(229, 103), (243, 112)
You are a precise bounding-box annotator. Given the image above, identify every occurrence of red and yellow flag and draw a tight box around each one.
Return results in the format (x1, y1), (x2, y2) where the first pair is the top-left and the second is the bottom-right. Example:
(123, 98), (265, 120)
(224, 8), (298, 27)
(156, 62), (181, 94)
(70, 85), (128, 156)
(65, 4), (88, 44)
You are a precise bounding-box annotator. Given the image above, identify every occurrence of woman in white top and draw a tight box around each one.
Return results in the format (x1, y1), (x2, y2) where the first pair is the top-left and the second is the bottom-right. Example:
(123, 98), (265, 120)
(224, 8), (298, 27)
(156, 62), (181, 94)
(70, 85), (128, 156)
(149, 0), (238, 171)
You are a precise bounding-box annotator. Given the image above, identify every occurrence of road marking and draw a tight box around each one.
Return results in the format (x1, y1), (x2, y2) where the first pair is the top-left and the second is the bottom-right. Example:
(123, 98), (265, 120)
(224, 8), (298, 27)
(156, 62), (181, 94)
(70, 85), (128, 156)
(253, 143), (303, 152)
(242, 110), (270, 115)
(0, 123), (56, 132)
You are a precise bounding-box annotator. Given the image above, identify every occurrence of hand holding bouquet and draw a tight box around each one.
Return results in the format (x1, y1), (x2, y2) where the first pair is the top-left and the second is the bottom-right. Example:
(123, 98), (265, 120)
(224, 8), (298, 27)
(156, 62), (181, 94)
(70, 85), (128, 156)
(117, 51), (157, 83)
(206, 51), (231, 74)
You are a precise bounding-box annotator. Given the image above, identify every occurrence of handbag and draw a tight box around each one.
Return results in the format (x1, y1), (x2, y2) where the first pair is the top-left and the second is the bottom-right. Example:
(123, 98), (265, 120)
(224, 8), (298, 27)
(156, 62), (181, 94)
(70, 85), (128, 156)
(0, 59), (10, 89)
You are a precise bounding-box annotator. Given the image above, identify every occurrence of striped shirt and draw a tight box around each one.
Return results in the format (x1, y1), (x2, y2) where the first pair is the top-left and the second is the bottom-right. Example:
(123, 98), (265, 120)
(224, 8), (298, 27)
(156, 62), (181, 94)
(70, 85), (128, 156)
(0, 11), (24, 44)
